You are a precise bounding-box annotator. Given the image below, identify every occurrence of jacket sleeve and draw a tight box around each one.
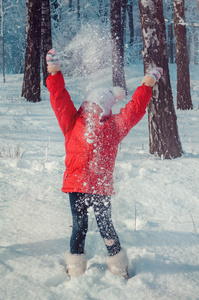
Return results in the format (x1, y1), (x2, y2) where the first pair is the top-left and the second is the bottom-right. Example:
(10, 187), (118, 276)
(46, 71), (77, 136)
(114, 84), (152, 143)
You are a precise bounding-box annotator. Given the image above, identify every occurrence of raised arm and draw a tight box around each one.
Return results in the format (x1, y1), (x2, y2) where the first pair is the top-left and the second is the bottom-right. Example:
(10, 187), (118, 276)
(46, 49), (77, 136)
(114, 67), (163, 143)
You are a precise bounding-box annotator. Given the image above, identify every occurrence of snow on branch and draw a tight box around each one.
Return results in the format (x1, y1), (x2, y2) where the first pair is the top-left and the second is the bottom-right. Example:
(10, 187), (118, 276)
(140, 0), (154, 8)
(165, 18), (199, 28)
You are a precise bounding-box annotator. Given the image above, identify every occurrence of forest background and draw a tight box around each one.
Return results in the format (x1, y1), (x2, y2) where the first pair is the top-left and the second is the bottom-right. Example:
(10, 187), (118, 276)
(1, 0), (199, 76)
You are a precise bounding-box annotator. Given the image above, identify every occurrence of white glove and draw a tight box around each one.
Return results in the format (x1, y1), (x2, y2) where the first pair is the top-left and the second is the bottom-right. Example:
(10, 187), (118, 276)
(46, 48), (60, 75)
(142, 67), (163, 87)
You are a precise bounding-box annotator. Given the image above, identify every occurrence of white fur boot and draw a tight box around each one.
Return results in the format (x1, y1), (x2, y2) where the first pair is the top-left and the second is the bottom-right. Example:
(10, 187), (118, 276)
(65, 251), (87, 277)
(106, 249), (129, 279)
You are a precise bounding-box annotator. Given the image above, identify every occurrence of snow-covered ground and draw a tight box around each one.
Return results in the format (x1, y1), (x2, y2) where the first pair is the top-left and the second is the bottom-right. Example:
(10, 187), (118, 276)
(0, 64), (199, 300)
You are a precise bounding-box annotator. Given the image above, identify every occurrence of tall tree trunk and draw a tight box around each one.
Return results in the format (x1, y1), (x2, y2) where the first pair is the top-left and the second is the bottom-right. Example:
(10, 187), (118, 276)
(77, 0), (80, 25)
(127, 2), (134, 46)
(168, 23), (174, 63)
(41, 0), (52, 87)
(174, 0), (192, 110)
(1, 0), (5, 83)
(139, 0), (183, 159)
(22, 0), (41, 102)
(194, 29), (199, 65)
(110, 0), (127, 91)
(121, 0), (127, 46)
(2, 35), (5, 83)
(99, 0), (103, 17)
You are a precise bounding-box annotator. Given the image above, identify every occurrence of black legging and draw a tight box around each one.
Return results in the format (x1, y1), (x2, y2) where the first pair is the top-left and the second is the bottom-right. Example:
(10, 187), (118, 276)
(69, 192), (121, 256)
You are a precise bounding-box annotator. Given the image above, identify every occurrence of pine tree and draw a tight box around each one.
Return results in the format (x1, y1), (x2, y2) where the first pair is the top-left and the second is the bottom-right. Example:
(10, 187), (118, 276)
(110, 0), (127, 91)
(22, 0), (41, 102)
(0, 0), (5, 83)
(139, 0), (183, 159)
(127, 1), (134, 46)
(174, 0), (193, 110)
(41, 0), (52, 86)
(22, 0), (52, 101)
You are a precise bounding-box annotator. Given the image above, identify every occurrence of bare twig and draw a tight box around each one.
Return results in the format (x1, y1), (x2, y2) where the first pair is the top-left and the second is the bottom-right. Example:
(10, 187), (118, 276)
(190, 213), (198, 235)
(134, 203), (136, 231)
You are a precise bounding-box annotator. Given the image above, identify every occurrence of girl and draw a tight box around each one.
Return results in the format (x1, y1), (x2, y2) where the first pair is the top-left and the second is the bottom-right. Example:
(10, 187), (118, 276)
(46, 49), (163, 279)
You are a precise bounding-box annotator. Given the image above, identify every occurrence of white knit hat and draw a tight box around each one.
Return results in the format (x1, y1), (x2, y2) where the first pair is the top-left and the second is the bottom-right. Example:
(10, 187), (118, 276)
(83, 86), (126, 118)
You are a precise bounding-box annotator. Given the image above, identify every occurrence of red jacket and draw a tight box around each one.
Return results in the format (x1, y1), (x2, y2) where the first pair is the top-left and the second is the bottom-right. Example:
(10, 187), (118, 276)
(46, 71), (152, 195)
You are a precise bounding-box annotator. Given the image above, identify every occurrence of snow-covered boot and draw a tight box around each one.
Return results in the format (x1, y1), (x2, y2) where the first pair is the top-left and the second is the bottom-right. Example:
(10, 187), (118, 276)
(106, 249), (129, 279)
(65, 251), (87, 277)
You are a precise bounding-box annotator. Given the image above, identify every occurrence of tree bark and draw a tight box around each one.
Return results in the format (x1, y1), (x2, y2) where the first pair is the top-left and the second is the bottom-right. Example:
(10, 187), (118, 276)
(168, 23), (174, 63)
(2, 35), (5, 83)
(121, 0), (127, 46)
(139, 0), (183, 159)
(77, 0), (80, 25)
(194, 29), (199, 65)
(99, 0), (103, 17)
(110, 0), (127, 91)
(1, 0), (5, 83)
(127, 2), (134, 46)
(41, 0), (52, 86)
(22, 0), (41, 102)
(174, 0), (192, 110)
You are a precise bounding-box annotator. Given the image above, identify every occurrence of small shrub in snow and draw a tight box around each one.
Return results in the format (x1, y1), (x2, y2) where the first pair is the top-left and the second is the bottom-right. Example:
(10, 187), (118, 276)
(0, 144), (26, 160)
